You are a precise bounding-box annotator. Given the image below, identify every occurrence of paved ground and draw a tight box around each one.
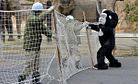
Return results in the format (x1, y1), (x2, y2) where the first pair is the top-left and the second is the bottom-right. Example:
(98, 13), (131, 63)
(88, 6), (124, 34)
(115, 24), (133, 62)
(67, 56), (138, 84)
(0, 33), (138, 84)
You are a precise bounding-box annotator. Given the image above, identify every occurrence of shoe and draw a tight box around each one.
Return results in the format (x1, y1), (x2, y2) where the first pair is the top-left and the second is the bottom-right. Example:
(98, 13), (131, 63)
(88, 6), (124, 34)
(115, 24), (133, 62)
(32, 71), (41, 84)
(75, 61), (82, 69)
(109, 61), (121, 68)
(93, 63), (108, 70)
(18, 75), (26, 84)
(62, 57), (68, 67)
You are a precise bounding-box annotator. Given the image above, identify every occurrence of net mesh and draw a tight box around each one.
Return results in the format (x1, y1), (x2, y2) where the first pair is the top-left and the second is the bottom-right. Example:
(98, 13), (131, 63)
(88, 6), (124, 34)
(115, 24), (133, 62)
(0, 10), (61, 84)
(0, 9), (100, 84)
(54, 11), (100, 82)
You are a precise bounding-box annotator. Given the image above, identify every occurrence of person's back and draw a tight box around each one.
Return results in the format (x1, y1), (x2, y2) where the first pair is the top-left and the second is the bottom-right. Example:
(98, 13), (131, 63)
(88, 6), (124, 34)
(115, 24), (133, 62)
(23, 12), (46, 51)
(19, 2), (55, 84)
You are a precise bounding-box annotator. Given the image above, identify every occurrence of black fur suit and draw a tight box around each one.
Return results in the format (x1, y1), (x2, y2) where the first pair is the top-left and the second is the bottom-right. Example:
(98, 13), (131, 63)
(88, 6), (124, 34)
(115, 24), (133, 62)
(88, 10), (121, 70)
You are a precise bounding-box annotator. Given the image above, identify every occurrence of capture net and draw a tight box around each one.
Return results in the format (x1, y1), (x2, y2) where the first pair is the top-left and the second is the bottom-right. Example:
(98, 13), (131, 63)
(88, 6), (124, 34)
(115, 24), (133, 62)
(0, 9), (61, 84)
(0, 9), (100, 84)
(54, 10), (100, 83)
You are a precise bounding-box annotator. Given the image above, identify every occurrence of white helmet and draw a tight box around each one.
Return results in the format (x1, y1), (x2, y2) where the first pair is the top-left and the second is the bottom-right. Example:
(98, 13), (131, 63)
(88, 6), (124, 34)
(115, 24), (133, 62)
(66, 15), (74, 21)
(32, 2), (44, 11)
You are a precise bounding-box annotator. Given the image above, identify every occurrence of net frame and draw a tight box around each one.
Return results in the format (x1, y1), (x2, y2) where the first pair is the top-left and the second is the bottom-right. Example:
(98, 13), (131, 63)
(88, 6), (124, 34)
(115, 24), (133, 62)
(54, 10), (100, 83)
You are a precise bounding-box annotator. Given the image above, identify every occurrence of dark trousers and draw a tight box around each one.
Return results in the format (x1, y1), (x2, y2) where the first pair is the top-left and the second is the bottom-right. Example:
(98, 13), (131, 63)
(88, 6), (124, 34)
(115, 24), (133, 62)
(46, 13), (52, 38)
(46, 0), (52, 39)
(97, 45), (116, 64)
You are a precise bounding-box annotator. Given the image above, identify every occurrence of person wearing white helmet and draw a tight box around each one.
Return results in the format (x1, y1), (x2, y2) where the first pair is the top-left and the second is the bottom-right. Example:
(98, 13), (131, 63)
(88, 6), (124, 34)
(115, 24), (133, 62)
(62, 15), (88, 69)
(31, 2), (55, 12)
(32, 2), (43, 11)
(18, 2), (55, 84)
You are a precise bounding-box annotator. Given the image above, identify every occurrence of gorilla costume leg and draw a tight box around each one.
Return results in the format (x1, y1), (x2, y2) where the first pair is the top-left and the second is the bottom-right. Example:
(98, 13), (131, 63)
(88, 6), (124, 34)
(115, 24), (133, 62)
(96, 46), (109, 70)
(104, 45), (121, 68)
(105, 53), (121, 67)
(95, 44), (121, 69)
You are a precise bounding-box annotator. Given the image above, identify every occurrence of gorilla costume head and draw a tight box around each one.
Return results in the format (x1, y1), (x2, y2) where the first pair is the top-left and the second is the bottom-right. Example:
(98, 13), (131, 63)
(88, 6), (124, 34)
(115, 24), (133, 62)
(101, 9), (118, 28)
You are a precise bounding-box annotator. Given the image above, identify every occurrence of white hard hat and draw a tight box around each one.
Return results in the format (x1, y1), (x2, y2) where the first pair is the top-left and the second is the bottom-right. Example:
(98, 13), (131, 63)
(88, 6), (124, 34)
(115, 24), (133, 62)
(66, 15), (74, 21)
(32, 2), (44, 11)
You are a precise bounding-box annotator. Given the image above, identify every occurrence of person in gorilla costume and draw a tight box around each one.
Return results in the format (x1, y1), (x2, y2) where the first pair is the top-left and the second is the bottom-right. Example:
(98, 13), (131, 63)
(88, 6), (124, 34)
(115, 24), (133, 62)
(86, 9), (121, 70)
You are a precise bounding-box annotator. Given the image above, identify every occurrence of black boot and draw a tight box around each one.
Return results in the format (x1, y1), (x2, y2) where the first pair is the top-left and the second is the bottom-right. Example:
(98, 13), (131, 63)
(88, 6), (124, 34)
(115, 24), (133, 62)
(18, 75), (26, 84)
(32, 71), (41, 84)
(109, 60), (121, 68)
(93, 63), (108, 70)
(75, 60), (81, 69)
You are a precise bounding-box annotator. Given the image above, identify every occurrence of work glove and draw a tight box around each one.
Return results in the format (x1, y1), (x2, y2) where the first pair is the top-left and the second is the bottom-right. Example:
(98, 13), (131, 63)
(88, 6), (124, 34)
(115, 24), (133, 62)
(82, 21), (90, 28)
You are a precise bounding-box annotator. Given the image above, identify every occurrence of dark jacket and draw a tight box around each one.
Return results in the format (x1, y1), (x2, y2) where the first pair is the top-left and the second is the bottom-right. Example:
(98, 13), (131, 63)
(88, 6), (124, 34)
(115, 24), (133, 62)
(23, 12), (48, 51)
(89, 24), (115, 47)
